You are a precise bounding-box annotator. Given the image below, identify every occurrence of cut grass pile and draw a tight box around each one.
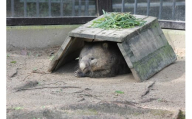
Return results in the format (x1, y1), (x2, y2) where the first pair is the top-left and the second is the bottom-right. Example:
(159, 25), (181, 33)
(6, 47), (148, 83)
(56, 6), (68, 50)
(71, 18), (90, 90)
(90, 10), (146, 29)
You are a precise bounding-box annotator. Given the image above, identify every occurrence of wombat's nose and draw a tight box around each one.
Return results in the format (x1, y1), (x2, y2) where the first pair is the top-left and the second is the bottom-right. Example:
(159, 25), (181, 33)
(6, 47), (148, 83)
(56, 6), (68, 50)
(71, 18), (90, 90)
(80, 62), (86, 70)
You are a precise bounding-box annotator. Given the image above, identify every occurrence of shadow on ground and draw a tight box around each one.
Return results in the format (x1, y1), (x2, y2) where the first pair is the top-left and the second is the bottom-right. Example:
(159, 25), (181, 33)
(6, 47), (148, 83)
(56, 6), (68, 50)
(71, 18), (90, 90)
(56, 60), (78, 73)
(53, 59), (185, 82)
(7, 102), (179, 119)
(150, 60), (185, 82)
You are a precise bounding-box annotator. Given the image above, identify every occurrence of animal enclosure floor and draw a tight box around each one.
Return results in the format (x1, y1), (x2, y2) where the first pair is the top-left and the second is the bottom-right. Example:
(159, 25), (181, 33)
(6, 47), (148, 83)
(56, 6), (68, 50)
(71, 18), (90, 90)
(6, 47), (185, 119)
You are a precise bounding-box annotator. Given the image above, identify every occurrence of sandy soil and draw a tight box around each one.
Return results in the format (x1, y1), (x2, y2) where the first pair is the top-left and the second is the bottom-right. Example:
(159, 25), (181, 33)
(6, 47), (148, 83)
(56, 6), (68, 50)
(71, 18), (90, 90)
(6, 46), (185, 119)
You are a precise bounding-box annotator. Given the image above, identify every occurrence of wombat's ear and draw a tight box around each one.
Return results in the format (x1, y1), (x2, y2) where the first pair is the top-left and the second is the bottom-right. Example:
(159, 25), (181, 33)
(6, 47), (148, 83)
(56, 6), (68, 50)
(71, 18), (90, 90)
(102, 43), (108, 49)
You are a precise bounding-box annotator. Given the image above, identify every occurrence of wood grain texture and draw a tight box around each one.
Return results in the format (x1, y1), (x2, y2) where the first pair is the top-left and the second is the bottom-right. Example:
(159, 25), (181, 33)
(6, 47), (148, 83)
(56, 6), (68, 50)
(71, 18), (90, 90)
(48, 37), (84, 72)
(119, 21), (177, 81)
(69, 15), (155, 43)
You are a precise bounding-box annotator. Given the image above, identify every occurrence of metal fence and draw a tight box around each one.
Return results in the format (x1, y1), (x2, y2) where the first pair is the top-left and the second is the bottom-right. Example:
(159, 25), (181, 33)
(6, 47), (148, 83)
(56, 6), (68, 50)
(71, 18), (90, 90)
(114, 0), (185, 21)
(8, 0), (96, 17)
(7, 0), (185, 29)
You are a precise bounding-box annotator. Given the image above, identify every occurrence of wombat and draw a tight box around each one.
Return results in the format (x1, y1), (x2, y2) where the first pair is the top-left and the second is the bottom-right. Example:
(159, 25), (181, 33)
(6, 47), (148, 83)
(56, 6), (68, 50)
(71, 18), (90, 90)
(74, 42), (130, 78)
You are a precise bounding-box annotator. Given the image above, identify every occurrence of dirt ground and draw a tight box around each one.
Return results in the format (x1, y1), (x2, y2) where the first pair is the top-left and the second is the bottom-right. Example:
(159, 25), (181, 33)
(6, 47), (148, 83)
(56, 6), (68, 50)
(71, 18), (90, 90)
(6, 46), (185, 119)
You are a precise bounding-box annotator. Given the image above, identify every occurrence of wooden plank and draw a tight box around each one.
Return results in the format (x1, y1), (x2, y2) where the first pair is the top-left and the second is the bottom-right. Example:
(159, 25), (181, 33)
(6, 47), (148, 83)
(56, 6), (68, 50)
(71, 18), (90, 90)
(94, 30), (116, 41)
(54, 37), (84, 71)
(118, 18), (177, 81)
(150, 21), (168, 46)
(151, 21), (163, 36)
(94, 25), (142, 42)
(139, 16), (157, 31)
(69, 15), (155, 43)
(117, 43), (133, 68)
(132, 44), (177, 81)
(125, 25), (168, 63)
(95, 29), (127, 42)
(95, 16), (156, 42)
(48, 36), (73, 72)
(80, 28), (104, 39)
(69, 27), (104, 39)
(120, 38), (177, 81)
(68, 16), (102, 38)
(129, 35), (142, 62)
(130, 68), (141, 82)
(134, 15), (148, 19)
(94, 15), (149, 42)
(69, 15), (105, 39)
(48, 37), (84, 72)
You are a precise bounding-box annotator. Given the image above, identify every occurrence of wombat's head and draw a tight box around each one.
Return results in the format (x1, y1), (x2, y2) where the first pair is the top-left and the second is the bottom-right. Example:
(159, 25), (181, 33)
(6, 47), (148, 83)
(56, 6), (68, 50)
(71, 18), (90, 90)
(78, 42), (111, 74)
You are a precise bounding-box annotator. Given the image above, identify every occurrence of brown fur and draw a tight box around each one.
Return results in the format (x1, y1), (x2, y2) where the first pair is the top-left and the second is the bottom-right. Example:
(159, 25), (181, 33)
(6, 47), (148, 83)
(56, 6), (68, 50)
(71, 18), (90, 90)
(74, 42), (130, 78)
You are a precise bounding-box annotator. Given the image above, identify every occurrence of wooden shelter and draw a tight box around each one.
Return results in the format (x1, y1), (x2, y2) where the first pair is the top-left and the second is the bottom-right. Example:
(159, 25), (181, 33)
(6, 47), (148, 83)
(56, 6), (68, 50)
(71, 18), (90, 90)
(48, 14), (177, 81)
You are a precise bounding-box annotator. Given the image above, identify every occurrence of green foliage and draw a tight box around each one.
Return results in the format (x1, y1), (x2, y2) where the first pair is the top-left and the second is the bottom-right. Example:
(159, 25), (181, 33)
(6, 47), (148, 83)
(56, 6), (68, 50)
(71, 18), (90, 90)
(115, 90), (124, 94)
(49, 56), (54, 61)
(10, 61), (17, 64)
(90, 10), (146, 29)
(14, 107), (23, 110)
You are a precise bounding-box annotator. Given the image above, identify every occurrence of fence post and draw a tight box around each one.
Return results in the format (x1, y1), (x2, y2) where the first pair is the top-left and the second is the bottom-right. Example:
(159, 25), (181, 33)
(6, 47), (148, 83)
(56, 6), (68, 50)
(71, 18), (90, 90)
(97, 0), (112, 16)
(36, 0), (39, 17)
(11, 0), (14, 17)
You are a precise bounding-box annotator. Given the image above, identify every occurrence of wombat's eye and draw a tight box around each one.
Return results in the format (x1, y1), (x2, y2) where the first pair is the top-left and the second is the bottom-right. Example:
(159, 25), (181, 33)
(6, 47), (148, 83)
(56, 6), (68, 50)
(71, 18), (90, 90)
(90, 58), (94, 60)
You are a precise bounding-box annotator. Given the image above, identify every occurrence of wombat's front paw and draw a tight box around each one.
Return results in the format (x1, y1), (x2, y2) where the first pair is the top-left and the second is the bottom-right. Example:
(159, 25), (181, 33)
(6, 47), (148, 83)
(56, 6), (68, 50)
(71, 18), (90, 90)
(74, 70), (85, 77)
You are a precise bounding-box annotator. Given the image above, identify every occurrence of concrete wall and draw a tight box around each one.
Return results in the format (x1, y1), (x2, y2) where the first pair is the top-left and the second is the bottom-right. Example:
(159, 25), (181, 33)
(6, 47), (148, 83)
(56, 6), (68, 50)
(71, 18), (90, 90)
(7, 25), (185, 50)
(7, 25), (80, 50)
